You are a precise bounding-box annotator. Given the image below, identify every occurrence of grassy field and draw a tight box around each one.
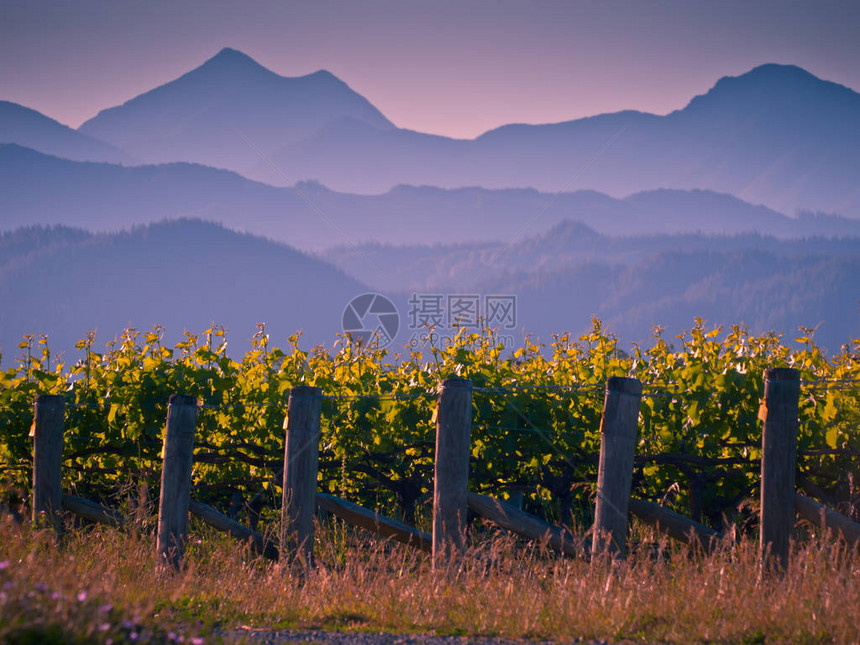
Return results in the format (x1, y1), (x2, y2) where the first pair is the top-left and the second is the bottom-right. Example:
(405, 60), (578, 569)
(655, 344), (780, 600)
(1, 514), (858, 645)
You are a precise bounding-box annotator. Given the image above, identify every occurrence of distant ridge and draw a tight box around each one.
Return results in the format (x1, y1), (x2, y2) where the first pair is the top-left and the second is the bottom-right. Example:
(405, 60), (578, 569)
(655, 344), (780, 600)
(255, 63), (860, 218)
(5, 56), (859, 217)
(2, 145), (859, 249)
(189, 46), (276, 77)
(679, 63), (859, 116)
(78, 47), (394, 171)
(0, 100), (131, 164)
(0, 219), (366, 355)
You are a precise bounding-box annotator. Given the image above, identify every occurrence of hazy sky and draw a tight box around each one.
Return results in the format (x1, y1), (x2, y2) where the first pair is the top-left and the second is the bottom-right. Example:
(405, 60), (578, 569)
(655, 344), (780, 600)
(2, 0), (858, 139)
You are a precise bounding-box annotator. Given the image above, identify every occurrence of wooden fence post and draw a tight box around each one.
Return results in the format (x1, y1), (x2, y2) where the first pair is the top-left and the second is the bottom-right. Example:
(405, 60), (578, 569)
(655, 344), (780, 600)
(32, 394), (65, 534)
(156, 394), (198, 571)
(280, 385), (323, 565)
(432, 377), (472, 565)
(592, 376), (642, 556)
(760, 367), (800, 571)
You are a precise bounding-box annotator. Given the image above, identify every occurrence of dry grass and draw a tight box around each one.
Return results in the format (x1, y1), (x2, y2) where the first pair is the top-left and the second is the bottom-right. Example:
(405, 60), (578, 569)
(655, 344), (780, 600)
(1, 515), (859, 644)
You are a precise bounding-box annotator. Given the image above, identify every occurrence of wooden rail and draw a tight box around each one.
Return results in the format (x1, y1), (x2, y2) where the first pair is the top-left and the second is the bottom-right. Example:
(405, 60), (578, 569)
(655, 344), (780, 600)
(467, 492), (582, 556)
(189, 499), (279, 560)
(317, 493), (432, 552)
(794, 493), (860, 547)
(627, 498), (719, 552)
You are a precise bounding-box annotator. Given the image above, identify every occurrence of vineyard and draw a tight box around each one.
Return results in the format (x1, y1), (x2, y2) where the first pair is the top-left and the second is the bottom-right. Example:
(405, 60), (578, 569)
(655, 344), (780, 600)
(1, 319), (859, 534)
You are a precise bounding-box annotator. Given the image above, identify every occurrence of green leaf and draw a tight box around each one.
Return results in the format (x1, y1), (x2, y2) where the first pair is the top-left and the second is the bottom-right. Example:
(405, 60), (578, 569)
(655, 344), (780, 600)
(822, 392), (838, 423)
(687, 400), (700, 424)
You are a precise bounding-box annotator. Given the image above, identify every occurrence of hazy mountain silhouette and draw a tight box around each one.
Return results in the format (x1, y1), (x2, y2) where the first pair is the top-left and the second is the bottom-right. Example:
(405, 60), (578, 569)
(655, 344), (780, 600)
(5, 52), (851, 218)
(0, 100), (132, 164)
(1, 217), (855, 357)
(0, 144), (311, 239)
(78, 47), (394, 172)
(324, 221), (860, 293)
(322, 220), (859, 352)
(258, 64), (860, 218)
(4, 146), (858, 249)
(484, 248), (859, 354)
(0, 219), (366, 356)
(4, 51), (856, 359)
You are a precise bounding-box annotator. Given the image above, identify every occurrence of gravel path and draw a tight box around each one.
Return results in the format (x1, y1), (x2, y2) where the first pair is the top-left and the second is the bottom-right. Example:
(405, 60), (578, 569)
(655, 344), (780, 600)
(218, 627), (620, 645)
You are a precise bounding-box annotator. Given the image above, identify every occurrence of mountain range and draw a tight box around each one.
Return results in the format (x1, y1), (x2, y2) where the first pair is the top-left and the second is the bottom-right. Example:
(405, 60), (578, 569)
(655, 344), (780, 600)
(78, 48), (394, 173)
(323, 221), (860, 352)
(1, 50), (859, 218)
(0, 100), (132, 165)
(0, 48), (857, 355)
(249, 63), (860, 218)
(2, 144), (859, 251)
(323, 221), (860, 293)
(0, 219), (363, 355)
(0, 219), (855, 357)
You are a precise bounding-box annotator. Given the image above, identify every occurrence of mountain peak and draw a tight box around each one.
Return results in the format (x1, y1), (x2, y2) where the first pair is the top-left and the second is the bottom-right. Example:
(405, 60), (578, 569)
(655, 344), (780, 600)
(712, 63), (830, 95)
(77, 47), (395, 170)
(307, 68), (337, 79)
(680, 63), (859, 116)
(0, 102), (132, 164)
(194, 47), (273, 77)
(739, 62), (818, 81)
(213, 46), (252, 60)
(195, 50), (343, 86)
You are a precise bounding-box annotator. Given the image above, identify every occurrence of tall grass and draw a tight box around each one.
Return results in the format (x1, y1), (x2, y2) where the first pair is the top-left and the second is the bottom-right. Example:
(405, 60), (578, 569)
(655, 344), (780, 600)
(1, 515), (858, 644)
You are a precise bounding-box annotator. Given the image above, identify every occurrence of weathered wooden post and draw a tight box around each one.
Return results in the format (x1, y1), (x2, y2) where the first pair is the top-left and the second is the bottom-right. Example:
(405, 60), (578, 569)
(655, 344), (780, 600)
(280, 385), (323, 565)
(592, 376), (642, 556)
(156, 394), (198, 571)
(759, 367), (800, 571)
(32, 394), (65, 534)
(432, 377), (472, 565)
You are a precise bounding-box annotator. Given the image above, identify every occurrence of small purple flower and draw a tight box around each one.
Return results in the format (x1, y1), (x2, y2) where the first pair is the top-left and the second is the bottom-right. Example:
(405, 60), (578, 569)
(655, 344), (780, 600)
(0, 560), (9, 570)
(77, 591), (87, 602)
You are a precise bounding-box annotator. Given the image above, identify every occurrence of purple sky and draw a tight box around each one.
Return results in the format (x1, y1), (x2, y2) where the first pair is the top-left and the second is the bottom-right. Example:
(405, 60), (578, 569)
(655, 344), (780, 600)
(2, 0), (859, 139)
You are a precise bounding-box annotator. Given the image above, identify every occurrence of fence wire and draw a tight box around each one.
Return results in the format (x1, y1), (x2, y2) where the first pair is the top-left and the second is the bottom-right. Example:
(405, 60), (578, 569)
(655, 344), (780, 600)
(13, 374), (860, 414)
